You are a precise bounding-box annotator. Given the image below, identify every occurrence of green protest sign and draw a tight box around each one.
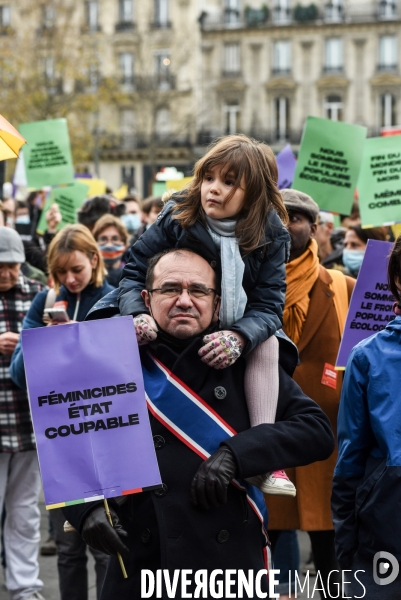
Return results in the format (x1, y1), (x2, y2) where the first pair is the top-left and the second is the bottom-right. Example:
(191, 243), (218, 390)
(36, 181), (89, 235)
(19, 119), (74, 188)
(357, 135), (401, 227)
(292, 117), (367, 214)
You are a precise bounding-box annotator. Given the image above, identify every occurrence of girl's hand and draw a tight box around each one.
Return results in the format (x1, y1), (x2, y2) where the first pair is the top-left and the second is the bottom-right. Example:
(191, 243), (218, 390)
(134, 314), (158, 346)
(198, 331), (245, 369)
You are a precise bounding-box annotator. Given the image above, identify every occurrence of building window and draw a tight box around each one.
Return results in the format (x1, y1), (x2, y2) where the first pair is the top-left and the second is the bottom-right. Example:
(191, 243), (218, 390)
(43, 57), (55, 80)
(120, 109), (135, 148)
(88, 64), (99, 92)
(155, 108), (171, 139)
(273, 40), (291, 75)
(154, 0), (169, 27)
(324, 94), (343, 121)
(0, 5), (10, 27)
(223, 43), (241, 76)
(154, 50), (171, 90)
(380, 93), (397, 127)
(119, 52), (134, 89)
(86, 1), (99, 31)
(223, 101), (240, 134)
(325, 0), (343, 21)
(42, 4), (55, 28)
(324, 38), (343, 72)
(119, 0), (133, 22)
(224, 0), (241, 25)
(275, 97), (290, 139)
(378, 35), (397, 70)
(273, 0), (291, 25)
(379, 0), (397, 19)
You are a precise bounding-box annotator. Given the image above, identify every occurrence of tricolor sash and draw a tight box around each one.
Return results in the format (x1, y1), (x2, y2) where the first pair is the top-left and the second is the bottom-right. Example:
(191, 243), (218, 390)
(142, 352), (271, 571)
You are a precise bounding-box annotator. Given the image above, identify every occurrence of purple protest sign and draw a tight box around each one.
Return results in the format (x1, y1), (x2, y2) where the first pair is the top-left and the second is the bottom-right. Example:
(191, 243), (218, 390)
(336, 239), (395, 368)
(276, 144), (297, 189)
(21, 316), (162, 509)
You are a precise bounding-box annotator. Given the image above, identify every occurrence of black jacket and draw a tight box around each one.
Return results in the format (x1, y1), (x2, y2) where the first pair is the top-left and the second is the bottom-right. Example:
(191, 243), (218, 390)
(118, 201), (291, 355)
(63, 335), (334, 599)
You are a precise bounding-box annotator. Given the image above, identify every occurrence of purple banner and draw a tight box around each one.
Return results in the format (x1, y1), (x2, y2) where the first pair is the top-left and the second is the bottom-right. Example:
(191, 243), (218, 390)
(276, 144), (297, 189)
(336, 240), (395, 368)
(21, 317), (162, 508)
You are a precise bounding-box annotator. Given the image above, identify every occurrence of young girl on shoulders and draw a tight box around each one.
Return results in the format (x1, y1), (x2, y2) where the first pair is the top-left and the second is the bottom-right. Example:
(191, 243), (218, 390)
(119, 134), (295, 496)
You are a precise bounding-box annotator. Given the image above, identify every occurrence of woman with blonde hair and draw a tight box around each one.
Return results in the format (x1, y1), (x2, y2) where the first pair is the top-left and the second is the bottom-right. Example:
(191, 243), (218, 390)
(10, 224), (114, 600)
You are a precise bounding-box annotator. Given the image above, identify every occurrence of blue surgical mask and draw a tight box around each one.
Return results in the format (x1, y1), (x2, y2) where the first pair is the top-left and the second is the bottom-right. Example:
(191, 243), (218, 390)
(342, 249), (365, 274)
(121, 213), (141, 233)
(15, 215), (31, 225)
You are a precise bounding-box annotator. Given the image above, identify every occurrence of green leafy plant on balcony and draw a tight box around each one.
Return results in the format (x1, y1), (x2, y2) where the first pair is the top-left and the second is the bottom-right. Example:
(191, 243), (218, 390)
(293, 3), (318, 21)
(244, 5), (270, 25)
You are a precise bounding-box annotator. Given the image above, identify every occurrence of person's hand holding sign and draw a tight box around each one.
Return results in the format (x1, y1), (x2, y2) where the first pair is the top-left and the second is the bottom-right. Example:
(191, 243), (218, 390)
(134, 314), (158, 345)
(82, 505), (129, 556)
(0, 332), (19, 355)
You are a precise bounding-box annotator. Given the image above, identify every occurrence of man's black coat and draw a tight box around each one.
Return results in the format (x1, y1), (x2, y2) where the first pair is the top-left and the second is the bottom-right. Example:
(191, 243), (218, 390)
(63, 336), (334, 599)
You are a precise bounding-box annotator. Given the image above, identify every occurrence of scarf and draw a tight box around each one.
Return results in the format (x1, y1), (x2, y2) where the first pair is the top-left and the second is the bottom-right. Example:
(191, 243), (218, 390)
(283, 238), (320, 346)
(205, 216), (247, 329)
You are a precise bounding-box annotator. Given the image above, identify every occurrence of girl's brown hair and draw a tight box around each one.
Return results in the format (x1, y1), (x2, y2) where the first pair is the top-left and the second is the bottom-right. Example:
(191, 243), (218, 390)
(388, 234), (401, 303)
(173, 134), (288, 253)
(47, 224), (107, 293)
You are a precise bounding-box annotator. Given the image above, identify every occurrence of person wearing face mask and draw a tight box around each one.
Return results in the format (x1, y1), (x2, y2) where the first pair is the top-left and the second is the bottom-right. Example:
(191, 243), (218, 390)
(121, 194), (142, 235)
(92, 214), (129, 288)
(342, 225), (387, 278)
(9, 224), (114, 600)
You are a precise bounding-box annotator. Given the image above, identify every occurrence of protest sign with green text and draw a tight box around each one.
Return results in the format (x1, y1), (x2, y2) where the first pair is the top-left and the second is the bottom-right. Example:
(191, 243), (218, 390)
(19, 118), (74, 188)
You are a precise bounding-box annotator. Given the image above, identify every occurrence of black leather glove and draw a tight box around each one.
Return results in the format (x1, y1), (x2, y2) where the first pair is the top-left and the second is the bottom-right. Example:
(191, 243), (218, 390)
(82, 504), (129, 556)
(190, 447), (237, 509)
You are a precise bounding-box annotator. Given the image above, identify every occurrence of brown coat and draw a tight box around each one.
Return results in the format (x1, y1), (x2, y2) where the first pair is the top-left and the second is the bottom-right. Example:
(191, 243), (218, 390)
(266, 266), (355, 531)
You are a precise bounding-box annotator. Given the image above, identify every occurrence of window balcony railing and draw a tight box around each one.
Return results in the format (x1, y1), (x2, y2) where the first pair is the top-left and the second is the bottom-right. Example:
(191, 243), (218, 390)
(150, 19), (172, 29)
(272, 67), (291, 76)
(115, 21), (135, 31)
(101, 133), (192, 152)
(323, 65), (344, 74)
(377, 63), (398, 72)
(200, 1), (401, 30)
(196, 129), (303, 146)
(222, 69), (242, 78)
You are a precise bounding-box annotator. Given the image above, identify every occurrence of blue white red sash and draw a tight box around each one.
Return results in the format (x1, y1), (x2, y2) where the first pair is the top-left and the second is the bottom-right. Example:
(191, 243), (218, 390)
(142, 352), (271, 571)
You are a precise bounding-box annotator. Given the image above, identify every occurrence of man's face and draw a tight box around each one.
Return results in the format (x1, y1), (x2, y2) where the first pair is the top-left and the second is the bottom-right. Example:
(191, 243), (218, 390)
(0, 263), (21, 292)
(286, 211), (317, 261)
(142, 252), (220, 339)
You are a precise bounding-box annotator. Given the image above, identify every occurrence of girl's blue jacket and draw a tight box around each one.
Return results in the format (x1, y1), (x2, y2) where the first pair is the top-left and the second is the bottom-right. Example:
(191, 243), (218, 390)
(332, 316), (401, 567)
(10, 280), (114, 391)
(118, 200), (291, 355)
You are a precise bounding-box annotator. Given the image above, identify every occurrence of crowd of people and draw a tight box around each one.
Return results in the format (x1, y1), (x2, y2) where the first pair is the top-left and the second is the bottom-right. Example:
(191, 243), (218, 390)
(0, 133), (399, 600)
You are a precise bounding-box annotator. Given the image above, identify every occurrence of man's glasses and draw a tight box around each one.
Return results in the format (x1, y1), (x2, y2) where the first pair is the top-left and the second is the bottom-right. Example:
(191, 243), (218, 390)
(148, 285), (218, 298)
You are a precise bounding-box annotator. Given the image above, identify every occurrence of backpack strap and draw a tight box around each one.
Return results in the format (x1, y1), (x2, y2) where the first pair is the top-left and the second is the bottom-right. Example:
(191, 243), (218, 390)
(42, 288), (57, 324)
(328, 269), (348, 336)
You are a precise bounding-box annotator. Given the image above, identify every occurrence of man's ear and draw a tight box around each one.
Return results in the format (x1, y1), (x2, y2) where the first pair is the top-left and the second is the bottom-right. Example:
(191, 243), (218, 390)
(310, 222), (318, 238)
(212, 296), (221, 323)
(141, 289), (150, 309)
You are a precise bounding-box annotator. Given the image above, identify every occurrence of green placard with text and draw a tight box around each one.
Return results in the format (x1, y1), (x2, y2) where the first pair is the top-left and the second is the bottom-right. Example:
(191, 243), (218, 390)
(357, 135), (401, 227)
(292, 117), (367, 215)
(36, 182), (89, 235)
(19, 119), (74, 188)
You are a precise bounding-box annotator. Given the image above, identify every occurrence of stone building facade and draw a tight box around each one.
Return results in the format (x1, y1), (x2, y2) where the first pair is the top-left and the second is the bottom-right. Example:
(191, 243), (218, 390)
(1, 0), (399, 194)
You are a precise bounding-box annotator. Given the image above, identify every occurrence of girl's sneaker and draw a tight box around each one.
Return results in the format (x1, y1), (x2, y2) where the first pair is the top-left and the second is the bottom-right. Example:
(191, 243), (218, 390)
(246, 470), (296, 496)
